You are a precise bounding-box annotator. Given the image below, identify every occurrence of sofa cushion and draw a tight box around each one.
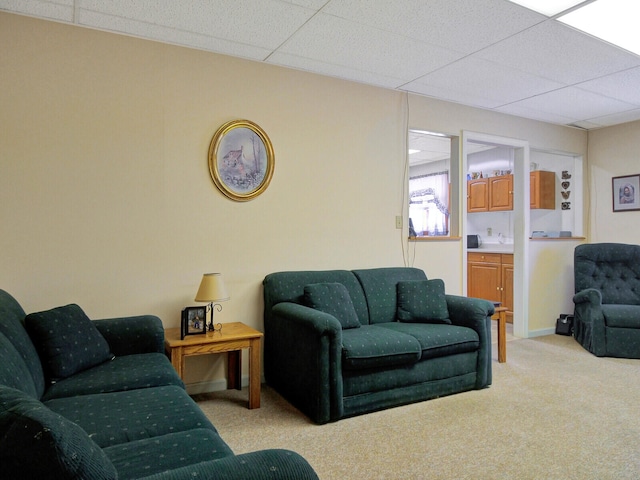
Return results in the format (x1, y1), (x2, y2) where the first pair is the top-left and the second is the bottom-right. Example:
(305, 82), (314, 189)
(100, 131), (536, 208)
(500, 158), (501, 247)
(377, 322), (479, 360)
(41, 352), (183, 401)
(45, 385), (216, 448)
(0, 290), (46, 398)
(304, 283), (361, 329)
(341, 325), (421, 370)
(352, 267), (427, 324)
(104, 428), (232, 479)
(602, 304), (640, 328)
(396, 279), (451, 324)
(25, 304), (114, 381)
(0, 385), (117, 480)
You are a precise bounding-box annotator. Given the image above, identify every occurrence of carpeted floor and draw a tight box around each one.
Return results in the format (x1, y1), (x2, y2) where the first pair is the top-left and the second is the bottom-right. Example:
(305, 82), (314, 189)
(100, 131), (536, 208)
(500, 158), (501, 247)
(194, 333), (640, 479)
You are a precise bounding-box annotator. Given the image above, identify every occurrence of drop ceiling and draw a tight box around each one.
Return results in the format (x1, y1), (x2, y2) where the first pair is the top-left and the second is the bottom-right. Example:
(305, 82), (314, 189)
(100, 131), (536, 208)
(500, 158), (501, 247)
(3, 0), (640, 130)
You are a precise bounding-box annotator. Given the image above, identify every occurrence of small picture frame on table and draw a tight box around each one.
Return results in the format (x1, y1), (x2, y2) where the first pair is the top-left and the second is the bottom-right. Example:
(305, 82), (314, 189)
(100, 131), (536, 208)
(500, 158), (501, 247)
(612, 174), (640, 212)
(181, 306), (207, 340)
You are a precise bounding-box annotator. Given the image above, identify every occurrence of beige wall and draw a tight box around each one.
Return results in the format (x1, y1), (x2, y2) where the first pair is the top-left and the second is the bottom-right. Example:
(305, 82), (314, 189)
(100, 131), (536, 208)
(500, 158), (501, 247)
(1, 13), (590, 388)
(587, 119), (640, 243)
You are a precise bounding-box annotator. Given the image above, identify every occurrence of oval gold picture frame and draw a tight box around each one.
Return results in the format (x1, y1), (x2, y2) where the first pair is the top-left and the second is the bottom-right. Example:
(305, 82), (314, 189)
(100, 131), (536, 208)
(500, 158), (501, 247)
(208, 120), (275, 201)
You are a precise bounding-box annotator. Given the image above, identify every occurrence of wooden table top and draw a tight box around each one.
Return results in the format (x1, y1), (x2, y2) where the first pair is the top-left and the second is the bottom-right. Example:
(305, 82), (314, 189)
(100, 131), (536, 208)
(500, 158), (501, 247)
(164, 322), (263, 347)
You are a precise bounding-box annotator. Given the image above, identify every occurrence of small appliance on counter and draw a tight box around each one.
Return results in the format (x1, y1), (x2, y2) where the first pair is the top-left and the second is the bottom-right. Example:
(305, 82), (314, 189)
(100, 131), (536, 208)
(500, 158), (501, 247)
(467, 234), (481, 249)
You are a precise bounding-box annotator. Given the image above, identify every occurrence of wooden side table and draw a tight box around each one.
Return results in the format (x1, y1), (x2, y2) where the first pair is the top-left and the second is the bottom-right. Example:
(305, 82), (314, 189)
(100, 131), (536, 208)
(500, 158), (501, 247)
(492, 307), (507, 363)
(164, 322), (263, 409)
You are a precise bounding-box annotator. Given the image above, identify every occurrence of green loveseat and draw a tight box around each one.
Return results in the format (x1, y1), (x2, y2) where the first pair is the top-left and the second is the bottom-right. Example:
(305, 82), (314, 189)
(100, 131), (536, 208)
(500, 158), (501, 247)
(0, 289), (318, 479)
(263, 267), (494, 424)
(573, 243), (640, 358)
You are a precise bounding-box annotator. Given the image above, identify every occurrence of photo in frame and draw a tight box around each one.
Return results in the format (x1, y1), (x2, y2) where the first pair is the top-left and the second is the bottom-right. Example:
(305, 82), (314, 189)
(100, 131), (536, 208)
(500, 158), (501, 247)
(208, 119), (275, 202)
(612, 174), (640, 212)
(181, 306), (207, 340)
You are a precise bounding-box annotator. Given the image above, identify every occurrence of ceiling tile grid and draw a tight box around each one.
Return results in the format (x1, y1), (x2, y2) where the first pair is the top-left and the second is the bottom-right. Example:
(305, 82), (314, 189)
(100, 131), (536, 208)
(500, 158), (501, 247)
(2, 0), (640, 130)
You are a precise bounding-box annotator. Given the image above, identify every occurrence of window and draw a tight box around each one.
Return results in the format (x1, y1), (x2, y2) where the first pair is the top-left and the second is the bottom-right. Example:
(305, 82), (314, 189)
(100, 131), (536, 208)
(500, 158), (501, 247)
(408, 130), (451, 237)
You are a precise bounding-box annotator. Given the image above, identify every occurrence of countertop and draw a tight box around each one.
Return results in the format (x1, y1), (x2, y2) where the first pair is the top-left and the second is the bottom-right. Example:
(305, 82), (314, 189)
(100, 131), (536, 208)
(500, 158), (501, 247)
(469, 244), (514, 254)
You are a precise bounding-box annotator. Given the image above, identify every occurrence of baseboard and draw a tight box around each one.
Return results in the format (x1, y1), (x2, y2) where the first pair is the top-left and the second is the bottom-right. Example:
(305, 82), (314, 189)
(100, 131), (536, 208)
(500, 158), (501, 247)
(527, 327), (557, 338)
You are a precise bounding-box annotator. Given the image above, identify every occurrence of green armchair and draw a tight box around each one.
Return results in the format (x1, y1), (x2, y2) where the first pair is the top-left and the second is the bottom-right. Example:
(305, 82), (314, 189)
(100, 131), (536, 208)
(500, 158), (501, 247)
(573, 243), (640, 358)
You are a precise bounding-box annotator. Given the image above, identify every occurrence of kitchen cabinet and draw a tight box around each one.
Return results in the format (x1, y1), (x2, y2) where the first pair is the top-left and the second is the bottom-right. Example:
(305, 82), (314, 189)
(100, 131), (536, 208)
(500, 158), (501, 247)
(467, 175), (513, 212)
(530, 170), (556, 209)
(468, 252), (513, 323)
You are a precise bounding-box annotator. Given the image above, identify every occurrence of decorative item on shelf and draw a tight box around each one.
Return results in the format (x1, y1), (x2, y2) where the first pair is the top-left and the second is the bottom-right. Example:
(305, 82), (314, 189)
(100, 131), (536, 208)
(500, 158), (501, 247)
(561, 191), (571, 199)
(562, 202), (571, 210)
(561, 181), (570, 190)
(195, 273), (230, 333)
(562, 171), (571, 179)
(180, 306), (207, 340)
(208, 119), (275, 202)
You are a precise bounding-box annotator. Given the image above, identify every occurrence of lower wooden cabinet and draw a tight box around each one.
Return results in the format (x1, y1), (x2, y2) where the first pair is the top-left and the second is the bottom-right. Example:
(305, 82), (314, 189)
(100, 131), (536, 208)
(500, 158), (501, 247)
(468, 252), (513, 323)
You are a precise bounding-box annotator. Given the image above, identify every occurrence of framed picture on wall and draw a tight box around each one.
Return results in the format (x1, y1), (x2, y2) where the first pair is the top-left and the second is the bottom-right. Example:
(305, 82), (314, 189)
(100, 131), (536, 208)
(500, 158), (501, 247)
(181, 306), (207, 340)
(208, 119), (275, 202)
(612, 174), (640, 212)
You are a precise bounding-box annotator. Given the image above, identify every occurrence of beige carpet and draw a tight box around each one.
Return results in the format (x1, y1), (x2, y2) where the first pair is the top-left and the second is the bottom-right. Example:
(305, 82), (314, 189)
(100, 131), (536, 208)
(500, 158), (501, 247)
(194, 334), (640, 479)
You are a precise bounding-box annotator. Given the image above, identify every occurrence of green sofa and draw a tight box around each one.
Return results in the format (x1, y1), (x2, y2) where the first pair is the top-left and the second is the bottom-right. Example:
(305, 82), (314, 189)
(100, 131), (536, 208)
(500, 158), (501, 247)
(0, 289), (318, 480)
(573, 243), (640, 358)
(263, 267), (494, 424)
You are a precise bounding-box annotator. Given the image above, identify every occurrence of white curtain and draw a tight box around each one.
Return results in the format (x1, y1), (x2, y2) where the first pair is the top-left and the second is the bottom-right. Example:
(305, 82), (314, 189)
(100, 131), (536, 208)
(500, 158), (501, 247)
(409, 172), (449, 236)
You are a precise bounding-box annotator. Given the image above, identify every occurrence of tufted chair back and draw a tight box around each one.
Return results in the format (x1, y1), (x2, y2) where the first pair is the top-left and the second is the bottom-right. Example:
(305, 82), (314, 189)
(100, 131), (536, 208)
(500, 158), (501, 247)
(574, 243), (640, 305)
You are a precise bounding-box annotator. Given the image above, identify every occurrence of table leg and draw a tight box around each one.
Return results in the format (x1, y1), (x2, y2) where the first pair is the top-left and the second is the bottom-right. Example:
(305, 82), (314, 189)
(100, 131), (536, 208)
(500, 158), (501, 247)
(227, 350), (241, 390)
(169, 346), (185, 379)
(497, 310), (506, 363)
(248, 338), (261, 409)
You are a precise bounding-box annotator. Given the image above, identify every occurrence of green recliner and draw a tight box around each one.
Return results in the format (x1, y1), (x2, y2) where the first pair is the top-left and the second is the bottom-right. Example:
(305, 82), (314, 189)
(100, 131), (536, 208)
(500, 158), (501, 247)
(573, 243), (640, 358)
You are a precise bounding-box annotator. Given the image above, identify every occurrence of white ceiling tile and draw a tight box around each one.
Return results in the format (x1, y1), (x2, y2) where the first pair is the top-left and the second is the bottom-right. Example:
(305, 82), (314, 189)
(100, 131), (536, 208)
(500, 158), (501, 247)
(276, 13), (463, 81)
(477, 20), (640, 84)
(0, 0), (73, 22)
(586, 109), (640, 128)
(323, 0), (545, 54)
(494, 103), (577, 126)
(267, 51), (405, 89)
(404, 57), (565, 108)
(501, 87), (637, 123)
(577, 67), (640, 106)
(77, 9), (273, 61)
(79, 0), (316, 51)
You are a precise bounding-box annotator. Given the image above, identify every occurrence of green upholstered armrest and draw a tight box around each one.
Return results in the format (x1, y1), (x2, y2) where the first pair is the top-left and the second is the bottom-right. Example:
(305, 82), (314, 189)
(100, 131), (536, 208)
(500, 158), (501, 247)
(445, 294), (493, 388)
(137, 449), (319, 480)
(93, 315), (164, 356)
(267, 302), (344, 424)
(573, 288), (603, 307)
(573, 288), (606, 356)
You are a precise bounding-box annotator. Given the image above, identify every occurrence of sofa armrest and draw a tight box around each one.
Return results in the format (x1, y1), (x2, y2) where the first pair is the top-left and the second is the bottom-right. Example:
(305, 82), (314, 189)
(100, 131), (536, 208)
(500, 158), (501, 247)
(93, 315), (164, 356)
(572, 288), (606, 356)
(137, 449), (318, 480)
(266, 302), (343, 424)
(445, 295), (493, 388)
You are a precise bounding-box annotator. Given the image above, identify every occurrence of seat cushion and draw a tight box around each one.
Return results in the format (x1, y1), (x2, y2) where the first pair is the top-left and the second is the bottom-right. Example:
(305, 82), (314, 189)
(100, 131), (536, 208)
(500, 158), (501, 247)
(25, 304), (114, 381)
(304, 282), (361, 329)
(44, 385), (215, 448)
(341, 325), (421, 370)
(104, 428), (232, 480)
(41, 352), (184, 401)
(602, 304), (640, 328)
(377, 322), (479, 360)
(396, 279), (451, 324)
(0, 385), (117, 480)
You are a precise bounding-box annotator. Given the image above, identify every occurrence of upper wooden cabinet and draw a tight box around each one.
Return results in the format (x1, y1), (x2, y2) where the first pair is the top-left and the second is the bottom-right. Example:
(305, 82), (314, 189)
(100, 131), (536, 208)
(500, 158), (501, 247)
(467, 174), (513, 212)
(488, 175), (513, 211)
(530, 170), (556, 209)
(467, 177), (489, 212)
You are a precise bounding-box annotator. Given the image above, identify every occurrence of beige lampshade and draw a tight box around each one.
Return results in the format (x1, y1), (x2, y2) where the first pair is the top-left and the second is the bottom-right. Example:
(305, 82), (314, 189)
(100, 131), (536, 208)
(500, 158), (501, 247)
(195, 273), (230, 302)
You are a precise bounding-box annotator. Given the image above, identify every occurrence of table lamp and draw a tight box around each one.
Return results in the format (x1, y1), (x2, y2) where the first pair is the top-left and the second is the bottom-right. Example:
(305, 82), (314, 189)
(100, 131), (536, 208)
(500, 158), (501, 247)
(195, 273), (229, 332)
